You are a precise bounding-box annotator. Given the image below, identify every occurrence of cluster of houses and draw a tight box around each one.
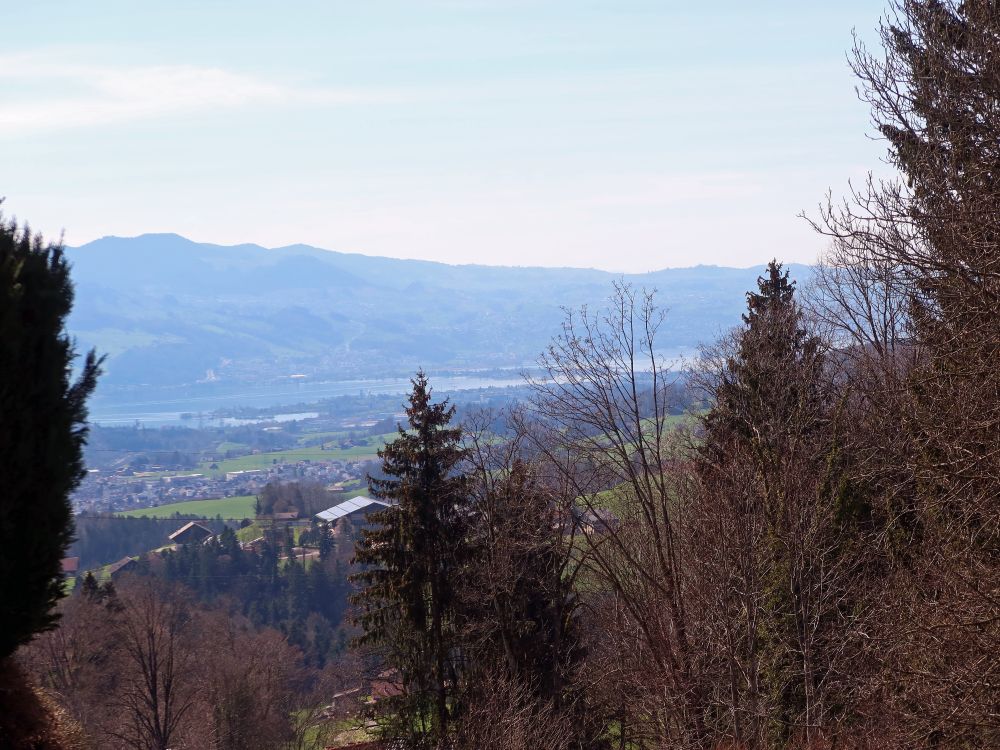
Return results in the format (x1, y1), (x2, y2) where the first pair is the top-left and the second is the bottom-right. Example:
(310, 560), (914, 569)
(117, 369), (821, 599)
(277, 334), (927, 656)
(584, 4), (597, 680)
(65, 489), (623, 593)
(71, 458), (371, 514)
(65, 494), (395, 586)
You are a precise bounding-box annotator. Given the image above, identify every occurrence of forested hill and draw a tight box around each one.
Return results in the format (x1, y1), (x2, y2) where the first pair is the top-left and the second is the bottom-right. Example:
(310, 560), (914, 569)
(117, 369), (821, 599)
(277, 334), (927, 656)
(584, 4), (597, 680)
(66, 233), (810, 387)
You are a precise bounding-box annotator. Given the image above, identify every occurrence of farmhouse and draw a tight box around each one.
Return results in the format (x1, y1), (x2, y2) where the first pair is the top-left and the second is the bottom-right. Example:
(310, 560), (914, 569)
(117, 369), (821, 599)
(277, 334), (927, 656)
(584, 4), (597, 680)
(370, 669), (403, 701)
(168, 520), (213, 545)
(61, 557), (80, 575)
(315, 495), (391, 524)
(241, 535), (265, 552)
(575, 507), (620, 535)
(107, 557), (138, 579)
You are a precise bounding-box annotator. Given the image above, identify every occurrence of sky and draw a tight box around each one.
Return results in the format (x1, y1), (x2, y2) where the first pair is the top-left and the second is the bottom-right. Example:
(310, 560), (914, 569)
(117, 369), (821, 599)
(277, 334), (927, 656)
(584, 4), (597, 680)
(0, 1), (891, 272)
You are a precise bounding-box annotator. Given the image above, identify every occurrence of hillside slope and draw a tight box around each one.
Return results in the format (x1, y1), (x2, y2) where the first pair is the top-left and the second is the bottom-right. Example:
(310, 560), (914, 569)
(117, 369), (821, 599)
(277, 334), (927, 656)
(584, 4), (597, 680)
(66, 233), (810, 388)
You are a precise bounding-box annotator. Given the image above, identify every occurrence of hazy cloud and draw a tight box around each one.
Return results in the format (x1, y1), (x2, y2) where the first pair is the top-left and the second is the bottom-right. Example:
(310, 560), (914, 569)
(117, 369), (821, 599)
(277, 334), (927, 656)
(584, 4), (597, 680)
(0, 52), (404, 136)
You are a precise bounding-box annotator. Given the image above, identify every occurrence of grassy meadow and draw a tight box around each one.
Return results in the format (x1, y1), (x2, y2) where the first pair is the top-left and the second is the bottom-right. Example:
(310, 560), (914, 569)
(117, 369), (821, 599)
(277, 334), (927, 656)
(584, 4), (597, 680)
(116, 494), (258, 519)
(198, 432), (394, 477)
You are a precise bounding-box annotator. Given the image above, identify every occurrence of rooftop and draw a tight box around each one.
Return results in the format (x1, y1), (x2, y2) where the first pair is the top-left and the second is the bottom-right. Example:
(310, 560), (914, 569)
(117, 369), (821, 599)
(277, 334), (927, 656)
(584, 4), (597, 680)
(316, 495), (391, 523)
(168, 521), (213, 541)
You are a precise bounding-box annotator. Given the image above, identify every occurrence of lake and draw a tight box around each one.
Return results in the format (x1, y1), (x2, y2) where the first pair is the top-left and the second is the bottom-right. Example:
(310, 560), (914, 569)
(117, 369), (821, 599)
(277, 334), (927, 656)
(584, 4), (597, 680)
(87, 373), (531, 427)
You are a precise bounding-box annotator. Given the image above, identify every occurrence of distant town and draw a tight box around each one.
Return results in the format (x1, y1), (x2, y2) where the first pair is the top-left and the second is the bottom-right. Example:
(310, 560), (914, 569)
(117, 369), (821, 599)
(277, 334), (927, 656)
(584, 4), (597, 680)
(71, 456), (372, 515)
(73, 384), (527, 516)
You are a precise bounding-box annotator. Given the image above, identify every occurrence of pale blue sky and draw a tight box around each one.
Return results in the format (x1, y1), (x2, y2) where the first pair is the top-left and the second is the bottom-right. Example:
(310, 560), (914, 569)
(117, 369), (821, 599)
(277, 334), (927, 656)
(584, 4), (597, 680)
(1, 1), (889, 271)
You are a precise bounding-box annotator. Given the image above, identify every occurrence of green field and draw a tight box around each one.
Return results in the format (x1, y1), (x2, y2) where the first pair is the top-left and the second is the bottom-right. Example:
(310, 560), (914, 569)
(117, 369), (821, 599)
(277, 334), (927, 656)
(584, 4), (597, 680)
(117, 494), (258, 519)
(198, 433), (394, 476)
(338, 478), (367, 494)
(236, 521), (264, 542)
(216, 441), (250, 453)
(237, 523), (311, 549)
(295, 430), (349, 445)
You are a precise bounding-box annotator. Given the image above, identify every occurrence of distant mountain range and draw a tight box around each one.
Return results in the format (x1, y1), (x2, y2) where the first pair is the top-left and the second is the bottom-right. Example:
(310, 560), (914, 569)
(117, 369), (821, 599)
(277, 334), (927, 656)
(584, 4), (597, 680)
(66, 233), (811, 391)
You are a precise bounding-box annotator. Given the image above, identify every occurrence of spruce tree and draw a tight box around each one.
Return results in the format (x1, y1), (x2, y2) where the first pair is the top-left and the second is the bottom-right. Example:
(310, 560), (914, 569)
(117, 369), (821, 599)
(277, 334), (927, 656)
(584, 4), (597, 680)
(704, 260), (824, 453)
(841, 3), (1000, 738)
(80, 571), (100, 600)
(460, 460), (587, 724)
(697, 260), (835, 743)
(0, 213), (100, 660)
(351, 371), (468, 747)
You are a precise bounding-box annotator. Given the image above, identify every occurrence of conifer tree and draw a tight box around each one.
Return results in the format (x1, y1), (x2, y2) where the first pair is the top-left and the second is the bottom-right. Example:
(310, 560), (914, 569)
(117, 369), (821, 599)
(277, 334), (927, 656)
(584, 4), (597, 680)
(696, 260), (841, 745)
(81, 571), (100, 601)
(460, 460), (587, 724)
(0, 212), (100, 660)
(318, 522), (334, 561)
(351, 371), (469, 747)
(828, 3), (1000, 738)
(704, 260), (824, 453)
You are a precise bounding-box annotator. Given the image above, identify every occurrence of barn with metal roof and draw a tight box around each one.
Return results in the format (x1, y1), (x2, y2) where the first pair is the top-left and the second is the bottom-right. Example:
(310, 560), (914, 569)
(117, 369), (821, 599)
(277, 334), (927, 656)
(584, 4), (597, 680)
(315, 495), (391, 523)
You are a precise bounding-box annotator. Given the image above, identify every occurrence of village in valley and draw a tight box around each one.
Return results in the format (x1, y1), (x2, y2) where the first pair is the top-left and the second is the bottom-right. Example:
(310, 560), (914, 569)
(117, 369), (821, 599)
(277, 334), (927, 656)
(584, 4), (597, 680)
(71, 455), (370, 515)
(72, 385), (523, 515)
(11, 1), (998, 746)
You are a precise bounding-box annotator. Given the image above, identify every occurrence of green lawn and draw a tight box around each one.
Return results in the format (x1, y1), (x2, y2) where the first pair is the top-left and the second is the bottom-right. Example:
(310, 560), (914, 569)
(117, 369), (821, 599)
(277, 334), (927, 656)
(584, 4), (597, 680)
(587, 484), (635, 515)
(295, 430), (348, 445)
(199, 433), (394, 476)
(216, 441), (250, 453)
(236, 521), (264, 542)
(117, 494), (258, 519)
(235, 522), (311, 544)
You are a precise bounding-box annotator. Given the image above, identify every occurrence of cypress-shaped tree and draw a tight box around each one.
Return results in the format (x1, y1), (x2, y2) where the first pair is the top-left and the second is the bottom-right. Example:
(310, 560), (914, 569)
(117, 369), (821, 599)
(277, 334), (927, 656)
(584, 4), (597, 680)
(351, 371), (469, 747)
(0, 213), (100, 659)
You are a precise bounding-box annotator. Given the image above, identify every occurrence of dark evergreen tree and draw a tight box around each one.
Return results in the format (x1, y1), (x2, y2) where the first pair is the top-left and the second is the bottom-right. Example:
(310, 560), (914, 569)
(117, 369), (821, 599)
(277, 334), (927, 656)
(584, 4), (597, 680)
(696, 260), (840, 744)
(461, 460), (586, 719)
(286, 559), (309, 621)
(80, 571), (100, 600)
(837, 5), (1000, 739)
(318, 522), (334, 561)
(704, 260), (825, 454)
(351, 371), (469, 747)
(0, 213), (100, 659)
(310, 616), (334, 667)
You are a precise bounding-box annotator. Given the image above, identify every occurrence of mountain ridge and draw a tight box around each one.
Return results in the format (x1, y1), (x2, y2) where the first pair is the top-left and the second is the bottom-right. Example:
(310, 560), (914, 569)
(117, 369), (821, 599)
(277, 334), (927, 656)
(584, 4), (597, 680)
(76, 232), (770, 275)
(65, 233), (812, 393)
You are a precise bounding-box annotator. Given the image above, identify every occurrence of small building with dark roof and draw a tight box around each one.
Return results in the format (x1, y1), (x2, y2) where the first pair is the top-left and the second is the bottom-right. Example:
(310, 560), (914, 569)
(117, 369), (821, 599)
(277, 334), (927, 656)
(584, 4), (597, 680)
(574, 507), (620, 536)
(107, 557), (138, 579)
(168, 521), (213, 545)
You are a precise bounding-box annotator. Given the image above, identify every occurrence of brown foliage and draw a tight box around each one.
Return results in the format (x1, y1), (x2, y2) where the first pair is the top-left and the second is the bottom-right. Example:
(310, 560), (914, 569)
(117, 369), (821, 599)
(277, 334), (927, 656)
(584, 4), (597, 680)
(526, 283), (707, 747)
(451, 670), (576, 750)
(0, 659), (88, 750)
(19, 577), (331, 750)
(806, 2), (1000, 744)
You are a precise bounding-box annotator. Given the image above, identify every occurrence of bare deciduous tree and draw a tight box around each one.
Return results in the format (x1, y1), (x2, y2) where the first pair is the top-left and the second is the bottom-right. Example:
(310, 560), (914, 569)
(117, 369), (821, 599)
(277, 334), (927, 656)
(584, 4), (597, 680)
(524, 282), (705, 747)
(107, 581), (195, 750)
(806, 2), (1000, 743)
(452, 669), (577, 750)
